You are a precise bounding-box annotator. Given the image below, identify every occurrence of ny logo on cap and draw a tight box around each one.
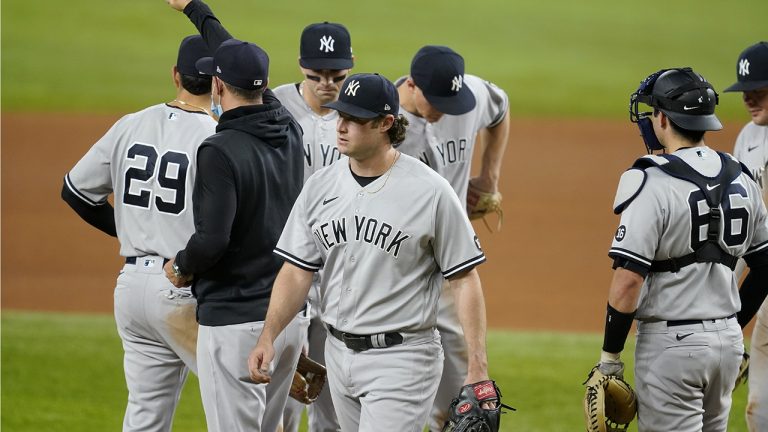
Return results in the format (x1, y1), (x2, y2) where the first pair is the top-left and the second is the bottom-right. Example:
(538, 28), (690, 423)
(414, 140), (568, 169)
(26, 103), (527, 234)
(216, 66), (222, 73)
(384, 104), (391, 111)
(320, 35), (335, 53)
(739, 58), (750, 76)
(451, 75), (463, 92)
(345, 80), (360, 96)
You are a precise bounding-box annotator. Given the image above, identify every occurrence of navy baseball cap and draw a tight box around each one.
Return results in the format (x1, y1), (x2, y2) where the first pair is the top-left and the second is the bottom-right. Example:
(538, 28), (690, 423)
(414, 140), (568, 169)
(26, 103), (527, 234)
(299, 22), (353, 70)
(410, 45), (476, 115)
(323, 73), (398, 119)
(177, 35), (211, 76)
(724, 41), (768, 92)
(196, 39), (269, 90)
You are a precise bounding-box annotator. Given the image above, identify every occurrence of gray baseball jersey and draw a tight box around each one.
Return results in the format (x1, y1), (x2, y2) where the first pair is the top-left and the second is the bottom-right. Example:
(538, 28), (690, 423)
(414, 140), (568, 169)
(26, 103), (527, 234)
(733, 121), (768, 432)
(65, 103), (216, 432)
(273, 83), (345, 181)
(66, 104), (217, 258)
(275, 153), (485, 335)
(609, 147), (768, 321)
(395, 74), (509, 205)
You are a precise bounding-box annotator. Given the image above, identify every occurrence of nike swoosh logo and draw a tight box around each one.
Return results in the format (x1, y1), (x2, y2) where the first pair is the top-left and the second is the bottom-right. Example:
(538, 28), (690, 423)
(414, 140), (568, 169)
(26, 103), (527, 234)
(676, 332), (694, 341)
(706, 183), (719, 191)
(747, 145), (759, 152)
(683, 105), (698, 111)
(322, 196), (339, 205)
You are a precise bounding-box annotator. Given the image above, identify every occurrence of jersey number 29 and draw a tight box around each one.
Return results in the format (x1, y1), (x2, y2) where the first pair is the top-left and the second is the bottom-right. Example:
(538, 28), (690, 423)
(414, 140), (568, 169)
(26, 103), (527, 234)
(123, 143), (189, 214)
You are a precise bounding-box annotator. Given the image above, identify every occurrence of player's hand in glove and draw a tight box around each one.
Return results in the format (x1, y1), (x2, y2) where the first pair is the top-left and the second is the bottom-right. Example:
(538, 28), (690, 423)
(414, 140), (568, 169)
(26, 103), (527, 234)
(583, 354), (637, 432)
(466, 177), (503, 232)
(289, 353), (327, 404)
(734, 352), (750, 392)
(442, 380), (515, 432)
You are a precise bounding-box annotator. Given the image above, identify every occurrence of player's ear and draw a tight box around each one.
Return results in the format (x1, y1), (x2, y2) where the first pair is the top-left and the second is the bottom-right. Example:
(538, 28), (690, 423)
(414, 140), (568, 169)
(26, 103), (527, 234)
(379, 114), (395, 131)
(172, 66), (181, 90)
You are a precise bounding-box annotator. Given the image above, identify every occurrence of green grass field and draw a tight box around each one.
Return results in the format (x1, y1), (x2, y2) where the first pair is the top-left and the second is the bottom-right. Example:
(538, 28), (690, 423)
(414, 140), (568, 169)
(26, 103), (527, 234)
(2, 0), (766, 118)
(1, 311), (751, 431)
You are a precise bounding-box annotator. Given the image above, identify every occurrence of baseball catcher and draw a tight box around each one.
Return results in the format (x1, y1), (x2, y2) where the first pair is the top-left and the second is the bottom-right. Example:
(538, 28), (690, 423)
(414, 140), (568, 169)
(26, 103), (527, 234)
(583, 363), (637, 432)
(442, 380), (514, 432)
(467, 178), (503, 232)
(289, 353), (327, 404)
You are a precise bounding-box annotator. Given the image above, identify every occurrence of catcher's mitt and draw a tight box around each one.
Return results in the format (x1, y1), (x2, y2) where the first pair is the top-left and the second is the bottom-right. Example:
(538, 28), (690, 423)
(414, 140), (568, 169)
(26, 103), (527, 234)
(583, 365), (637, 432)
(467, 178), (503, 232)
(442, 380), (515, 432)
(734, 352), (750, 392)
(289, 353), (327, 404)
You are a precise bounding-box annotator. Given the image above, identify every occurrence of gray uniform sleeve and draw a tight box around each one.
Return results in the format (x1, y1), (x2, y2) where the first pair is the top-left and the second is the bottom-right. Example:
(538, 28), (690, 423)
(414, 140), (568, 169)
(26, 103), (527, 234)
(274, 187), (323, 272)
(608, 177), (664, 269)
(470, 75), (509, 128)
(65, 120), (120, 205)
(432, 180), (486, 278)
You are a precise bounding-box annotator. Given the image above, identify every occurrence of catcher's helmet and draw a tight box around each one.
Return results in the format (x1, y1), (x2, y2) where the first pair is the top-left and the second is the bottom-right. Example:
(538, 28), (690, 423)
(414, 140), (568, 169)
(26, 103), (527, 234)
(629, 67), (721, 152)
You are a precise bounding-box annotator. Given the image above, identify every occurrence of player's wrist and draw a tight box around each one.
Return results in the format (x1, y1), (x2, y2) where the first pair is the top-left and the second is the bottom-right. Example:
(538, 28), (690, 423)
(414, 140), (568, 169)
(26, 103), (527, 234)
(602, 303), (635, 354)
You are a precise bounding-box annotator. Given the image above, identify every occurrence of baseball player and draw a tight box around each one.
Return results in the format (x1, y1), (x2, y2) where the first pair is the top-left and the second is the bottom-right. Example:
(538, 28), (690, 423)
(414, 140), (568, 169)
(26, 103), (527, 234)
(246, 73), (495, 432)
(60, 35), (216, 432)
(596, 67), (768, 431)
(166, 1), (351, 429)
(724, 41), (768, 431)
(273, 21), (352, 432)
(162, 39), (306, 432)
(395, 45), (510, 430)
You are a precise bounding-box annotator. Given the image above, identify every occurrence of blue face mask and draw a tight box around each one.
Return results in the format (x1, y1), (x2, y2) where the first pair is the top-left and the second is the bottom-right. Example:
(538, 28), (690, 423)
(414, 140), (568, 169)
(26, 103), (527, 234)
(210, 94), (223, 117)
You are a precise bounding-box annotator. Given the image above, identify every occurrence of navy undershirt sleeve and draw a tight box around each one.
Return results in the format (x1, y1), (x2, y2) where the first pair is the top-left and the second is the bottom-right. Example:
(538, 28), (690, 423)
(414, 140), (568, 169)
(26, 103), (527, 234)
(175, 145), (236, 274)
(61, 183), (117, 237)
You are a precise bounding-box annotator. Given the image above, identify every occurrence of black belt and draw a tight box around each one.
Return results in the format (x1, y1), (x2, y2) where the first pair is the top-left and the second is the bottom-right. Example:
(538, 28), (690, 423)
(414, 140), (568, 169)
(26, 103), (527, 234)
(126, 256), (170, 265)
(327, 325), (403, 352)
(667, 313), (737, 327)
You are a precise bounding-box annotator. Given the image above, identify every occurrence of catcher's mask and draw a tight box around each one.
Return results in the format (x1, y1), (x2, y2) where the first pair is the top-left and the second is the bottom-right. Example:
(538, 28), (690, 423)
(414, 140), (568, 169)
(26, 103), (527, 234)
(629, 67), (722, 153)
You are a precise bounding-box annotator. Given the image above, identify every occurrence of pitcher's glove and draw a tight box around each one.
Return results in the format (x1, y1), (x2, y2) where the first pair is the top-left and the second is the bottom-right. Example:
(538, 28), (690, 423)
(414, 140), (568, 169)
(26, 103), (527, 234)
(442, 380), (515, 432)
(467, 178), (503, 232)
(734, 352), (750, 392)
(583, 364), (637, 432)
(289, 353), (327, 404)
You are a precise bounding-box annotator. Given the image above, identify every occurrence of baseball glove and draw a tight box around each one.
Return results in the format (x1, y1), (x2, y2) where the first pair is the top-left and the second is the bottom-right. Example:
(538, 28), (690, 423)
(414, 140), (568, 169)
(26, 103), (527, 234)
(467, 178), (503, 232)
(442, 380), (515, 432)
(289, 353), (327, 404)
(583, 365), (637, 432)
(734, 352), (750, 392)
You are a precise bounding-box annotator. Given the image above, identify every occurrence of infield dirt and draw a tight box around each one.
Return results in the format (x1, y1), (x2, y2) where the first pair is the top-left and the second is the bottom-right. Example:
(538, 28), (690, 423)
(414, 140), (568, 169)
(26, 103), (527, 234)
(1, 113), (744, 331)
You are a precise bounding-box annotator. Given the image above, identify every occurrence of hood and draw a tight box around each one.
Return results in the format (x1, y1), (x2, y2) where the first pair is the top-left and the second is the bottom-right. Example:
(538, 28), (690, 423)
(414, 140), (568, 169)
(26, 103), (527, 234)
(216, 97), (295, 148)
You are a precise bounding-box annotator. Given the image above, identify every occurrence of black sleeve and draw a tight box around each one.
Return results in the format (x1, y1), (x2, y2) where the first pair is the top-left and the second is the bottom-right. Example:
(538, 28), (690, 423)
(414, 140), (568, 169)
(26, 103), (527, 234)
(184, 0), (234, 54)
(61, 183), (117, 237)
(175, 145), (236, 275)
(737, 259), (768, 328)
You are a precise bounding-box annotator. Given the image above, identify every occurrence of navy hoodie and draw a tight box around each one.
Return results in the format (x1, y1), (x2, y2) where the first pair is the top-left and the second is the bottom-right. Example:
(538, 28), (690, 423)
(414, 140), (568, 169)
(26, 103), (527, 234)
(176, 90), (304, 326)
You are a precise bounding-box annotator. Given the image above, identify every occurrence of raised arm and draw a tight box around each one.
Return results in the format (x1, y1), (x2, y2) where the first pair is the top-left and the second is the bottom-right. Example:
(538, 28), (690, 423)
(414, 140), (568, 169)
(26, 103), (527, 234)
(167, 0), (234, 53)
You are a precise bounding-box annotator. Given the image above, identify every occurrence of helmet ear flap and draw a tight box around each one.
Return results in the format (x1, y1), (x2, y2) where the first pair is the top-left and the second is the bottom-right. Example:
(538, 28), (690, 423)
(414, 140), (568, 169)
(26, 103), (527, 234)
(629, 69), (669, 153)
(638, 116), (664, 152)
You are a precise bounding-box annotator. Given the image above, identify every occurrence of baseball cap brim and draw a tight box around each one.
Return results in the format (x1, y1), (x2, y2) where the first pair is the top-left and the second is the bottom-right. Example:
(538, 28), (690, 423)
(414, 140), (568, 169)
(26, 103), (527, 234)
(664, 110), (723, 131)
(422, 86), (476, 116)
(322, 100), (380, 119)
(195, 57), (215, 76)
(300, 57), (353, 71)
(724, 79), (768, 92)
